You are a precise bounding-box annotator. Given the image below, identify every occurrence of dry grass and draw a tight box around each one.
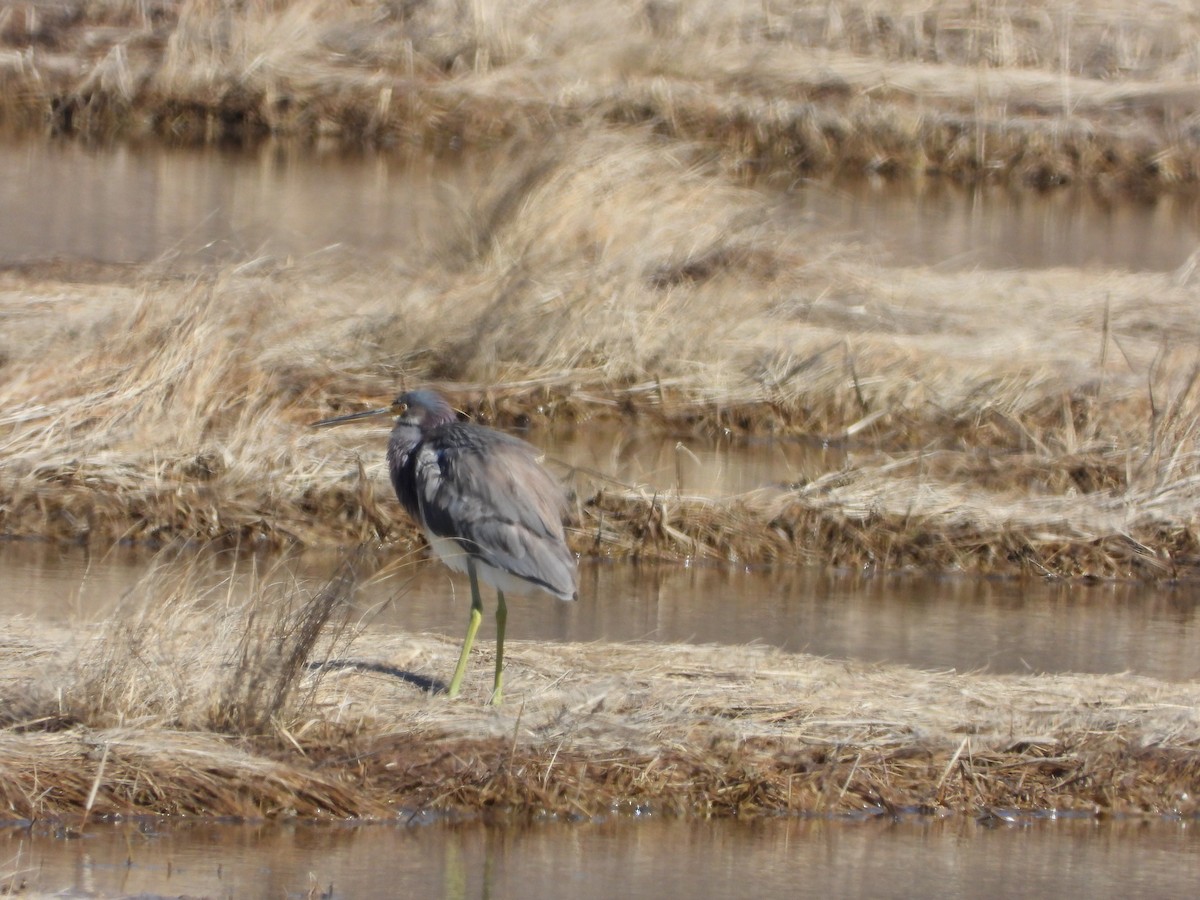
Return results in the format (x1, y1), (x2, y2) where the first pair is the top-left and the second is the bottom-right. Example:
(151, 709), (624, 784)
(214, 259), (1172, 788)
(1, 559), (1198, 820)
(0, 552), (355, 732)
(4, 1), (1200, 190)
(0, 553), (385, 818)
(69, 550), (361, 734)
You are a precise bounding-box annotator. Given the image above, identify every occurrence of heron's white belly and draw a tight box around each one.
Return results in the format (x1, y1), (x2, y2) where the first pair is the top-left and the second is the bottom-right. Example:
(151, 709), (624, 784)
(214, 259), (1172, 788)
(424, 532), (559, 599)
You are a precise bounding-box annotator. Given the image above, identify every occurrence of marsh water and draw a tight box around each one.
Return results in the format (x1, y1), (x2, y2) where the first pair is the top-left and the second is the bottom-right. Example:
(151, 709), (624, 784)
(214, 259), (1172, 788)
(5, 814), (1199, 899)
(5, 136), (1200, 897)
(4, 138), (1200, 272)
(4, 541), (1200, 682)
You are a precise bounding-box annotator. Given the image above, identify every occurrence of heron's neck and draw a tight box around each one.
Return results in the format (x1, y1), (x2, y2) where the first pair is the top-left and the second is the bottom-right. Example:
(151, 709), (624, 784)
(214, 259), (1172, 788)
(386, 422), (424, 519)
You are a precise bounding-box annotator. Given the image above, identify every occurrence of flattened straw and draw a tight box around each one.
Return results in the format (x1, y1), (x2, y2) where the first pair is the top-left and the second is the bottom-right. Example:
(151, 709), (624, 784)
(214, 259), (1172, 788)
(936, 737), (970, 800)
(837, 753), (862, 804)
(80, 742), (110, 831)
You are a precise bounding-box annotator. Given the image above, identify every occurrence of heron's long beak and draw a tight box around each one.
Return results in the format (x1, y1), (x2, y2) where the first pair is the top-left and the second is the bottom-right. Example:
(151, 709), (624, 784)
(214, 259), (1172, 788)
(311, 405), (395, 428)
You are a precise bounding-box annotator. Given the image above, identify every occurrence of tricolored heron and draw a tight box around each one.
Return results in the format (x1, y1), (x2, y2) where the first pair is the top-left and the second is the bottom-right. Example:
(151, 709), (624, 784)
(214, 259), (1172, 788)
(313, 389), (577, 703)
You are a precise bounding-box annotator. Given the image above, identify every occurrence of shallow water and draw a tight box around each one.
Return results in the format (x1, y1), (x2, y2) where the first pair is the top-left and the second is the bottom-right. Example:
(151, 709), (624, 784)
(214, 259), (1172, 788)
(801, 176), (1200, 272)
(3, 542), (1198, 681)
(545, 425), (841, 496)
(4, 814), (1197, 899)
(3, 138), (1200, 272)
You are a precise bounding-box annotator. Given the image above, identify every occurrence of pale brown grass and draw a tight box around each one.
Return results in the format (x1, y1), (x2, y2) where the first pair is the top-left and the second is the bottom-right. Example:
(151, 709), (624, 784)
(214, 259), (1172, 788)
(69, 550), (361, 734)
(0, 553), (384, 817)
(3, 133), (1200, 575)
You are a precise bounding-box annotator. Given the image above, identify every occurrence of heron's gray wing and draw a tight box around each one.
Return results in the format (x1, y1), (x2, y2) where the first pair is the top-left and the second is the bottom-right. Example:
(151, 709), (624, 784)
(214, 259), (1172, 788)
(413, 429), (576, 599)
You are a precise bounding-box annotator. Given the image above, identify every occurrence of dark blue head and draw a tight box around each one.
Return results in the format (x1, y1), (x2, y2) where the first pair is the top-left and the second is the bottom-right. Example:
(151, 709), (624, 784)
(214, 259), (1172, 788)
(393, 390), (457, 431)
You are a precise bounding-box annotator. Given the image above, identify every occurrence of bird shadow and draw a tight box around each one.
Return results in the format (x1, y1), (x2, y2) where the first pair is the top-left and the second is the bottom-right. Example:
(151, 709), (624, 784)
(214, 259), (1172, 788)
(307, 659), (447, 695)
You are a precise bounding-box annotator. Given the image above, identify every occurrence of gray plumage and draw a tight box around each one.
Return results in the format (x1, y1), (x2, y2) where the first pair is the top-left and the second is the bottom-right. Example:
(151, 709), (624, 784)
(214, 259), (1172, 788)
(385, 389), (577, 602)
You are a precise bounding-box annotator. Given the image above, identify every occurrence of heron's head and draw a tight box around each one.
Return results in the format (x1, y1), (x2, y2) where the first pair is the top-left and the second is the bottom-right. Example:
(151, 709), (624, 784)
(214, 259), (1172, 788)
(311, 389), (457, 431)
(391, 390), (457, 428)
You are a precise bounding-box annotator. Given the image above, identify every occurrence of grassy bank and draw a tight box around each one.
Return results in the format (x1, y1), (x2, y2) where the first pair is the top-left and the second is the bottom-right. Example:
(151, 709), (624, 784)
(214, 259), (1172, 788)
(1, 560), (1197, 821)
(3, 1), (1200, 192)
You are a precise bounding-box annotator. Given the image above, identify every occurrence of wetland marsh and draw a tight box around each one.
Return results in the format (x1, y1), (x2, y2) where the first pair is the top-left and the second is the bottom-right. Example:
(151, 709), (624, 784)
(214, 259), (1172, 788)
(1, 3), (1200, 894)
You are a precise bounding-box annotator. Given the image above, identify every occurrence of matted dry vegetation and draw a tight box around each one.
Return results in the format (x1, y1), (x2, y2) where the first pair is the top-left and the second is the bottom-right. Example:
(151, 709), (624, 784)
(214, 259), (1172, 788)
(1, 559), (1197, 822)
(5, 1), (1200, 191)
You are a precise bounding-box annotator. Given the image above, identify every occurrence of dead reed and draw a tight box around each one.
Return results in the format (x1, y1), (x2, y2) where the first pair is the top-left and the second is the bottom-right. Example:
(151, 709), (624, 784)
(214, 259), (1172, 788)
(4, 1), (1200, 191)
(0, 551), (386, 818)
(66, 549), (363, 735)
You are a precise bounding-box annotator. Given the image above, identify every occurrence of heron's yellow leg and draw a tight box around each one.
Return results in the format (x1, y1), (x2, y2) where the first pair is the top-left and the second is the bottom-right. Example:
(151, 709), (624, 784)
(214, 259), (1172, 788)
(447, 560), (485, 698)
(491, 590), (507, 705)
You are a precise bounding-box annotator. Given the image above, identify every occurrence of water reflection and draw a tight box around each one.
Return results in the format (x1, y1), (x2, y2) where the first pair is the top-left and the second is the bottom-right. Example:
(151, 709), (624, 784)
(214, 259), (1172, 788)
(0, 139), (474, 267)
(806, 176), (1200, 272)
(3, 137), (1200, 272)
(359, 561), (1200, 681)
(3, 815), (1197, 899)
(3, 543), (1198, 682)
(544, 425), (843, 496)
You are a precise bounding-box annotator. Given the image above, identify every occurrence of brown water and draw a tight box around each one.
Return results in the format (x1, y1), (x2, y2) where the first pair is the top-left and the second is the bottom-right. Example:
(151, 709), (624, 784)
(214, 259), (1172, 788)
(805, 176), (1200, 272)
(4, 814), (1197, 899)
(0, 139), (464, 267)
(3, 542), (1198, 681)
(4, 139), (1200, 271)
(547, 426), (842, 496)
